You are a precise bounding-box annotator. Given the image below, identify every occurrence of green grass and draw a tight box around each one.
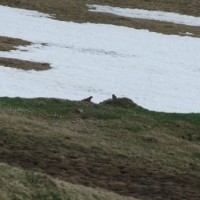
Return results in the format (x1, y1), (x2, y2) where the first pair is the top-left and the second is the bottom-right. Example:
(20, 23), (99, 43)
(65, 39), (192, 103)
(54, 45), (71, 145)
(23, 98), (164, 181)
(0, 97), (122, 119)
(0, 97), (200, 129)
(0, 97), (200, 143)
(0, 163), (137, 200)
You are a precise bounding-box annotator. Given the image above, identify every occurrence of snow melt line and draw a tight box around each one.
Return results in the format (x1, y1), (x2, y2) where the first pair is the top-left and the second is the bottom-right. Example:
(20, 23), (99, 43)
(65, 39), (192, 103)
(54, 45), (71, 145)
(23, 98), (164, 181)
(0, 5), (200, 113)
(87, 4), (200, 27)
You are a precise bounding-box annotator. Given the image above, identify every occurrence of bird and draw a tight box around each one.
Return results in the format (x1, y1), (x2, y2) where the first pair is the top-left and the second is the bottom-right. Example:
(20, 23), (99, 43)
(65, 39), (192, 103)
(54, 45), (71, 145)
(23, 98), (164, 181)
(81, 96), (93, 102)
(112, 94), (117, 100)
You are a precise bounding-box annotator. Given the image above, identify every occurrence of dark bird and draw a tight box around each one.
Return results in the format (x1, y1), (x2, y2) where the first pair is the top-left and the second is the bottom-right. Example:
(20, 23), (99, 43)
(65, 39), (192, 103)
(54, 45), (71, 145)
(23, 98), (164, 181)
(112, 94), (117, 100)
(81, 96), (93, 102)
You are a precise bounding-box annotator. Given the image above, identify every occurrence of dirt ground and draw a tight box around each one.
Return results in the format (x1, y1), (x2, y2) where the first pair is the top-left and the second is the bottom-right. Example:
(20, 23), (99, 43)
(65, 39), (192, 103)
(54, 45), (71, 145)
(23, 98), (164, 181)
(0, 0), (199, 37)
(0, 36), (31, 52)
(1, 145), (199, 200)
(0, 36), (50, 71)
(0, 57), (51, 71)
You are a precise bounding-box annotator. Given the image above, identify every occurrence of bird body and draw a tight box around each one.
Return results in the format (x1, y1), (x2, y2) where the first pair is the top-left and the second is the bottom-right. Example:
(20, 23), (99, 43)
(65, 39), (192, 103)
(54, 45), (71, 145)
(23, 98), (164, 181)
(81, 96), (93, 102)
(112, 94), (117, 100)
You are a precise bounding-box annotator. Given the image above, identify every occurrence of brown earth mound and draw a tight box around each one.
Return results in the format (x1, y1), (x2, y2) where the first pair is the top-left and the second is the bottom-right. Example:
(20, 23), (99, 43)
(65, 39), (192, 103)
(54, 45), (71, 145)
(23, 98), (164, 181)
(0, 36), (31, 52)
(0, 57), (51, 71)
(101, 97), (138, 108)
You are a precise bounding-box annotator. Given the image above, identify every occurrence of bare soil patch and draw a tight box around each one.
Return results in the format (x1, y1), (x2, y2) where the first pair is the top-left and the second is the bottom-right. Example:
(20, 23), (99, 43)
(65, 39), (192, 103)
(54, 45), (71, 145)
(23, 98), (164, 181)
(0, 36), (31, 52)
(0, 57), (51, 71)
(0, 125), (199, 200)
(0, 0), (199, 37)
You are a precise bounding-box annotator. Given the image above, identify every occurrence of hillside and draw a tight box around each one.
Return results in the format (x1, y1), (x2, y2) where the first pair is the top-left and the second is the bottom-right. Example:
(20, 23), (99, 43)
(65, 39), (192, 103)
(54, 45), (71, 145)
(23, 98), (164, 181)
(0, 0), (200, 199)
(0, 97), (199, 199)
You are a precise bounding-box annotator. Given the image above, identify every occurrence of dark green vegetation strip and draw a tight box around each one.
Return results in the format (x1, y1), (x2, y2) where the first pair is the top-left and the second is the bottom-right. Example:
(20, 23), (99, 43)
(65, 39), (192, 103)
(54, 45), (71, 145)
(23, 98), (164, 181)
(1, 97), (200, 130)
(0, 97), (200, 200)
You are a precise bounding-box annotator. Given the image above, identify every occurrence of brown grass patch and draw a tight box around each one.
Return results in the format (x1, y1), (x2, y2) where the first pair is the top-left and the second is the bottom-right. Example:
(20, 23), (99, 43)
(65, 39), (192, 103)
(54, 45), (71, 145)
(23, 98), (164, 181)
(0, 106), (199, 200)
(0, 57), (51, 71)
(0, 36), (31, 52)
(0, 0), (199, 37)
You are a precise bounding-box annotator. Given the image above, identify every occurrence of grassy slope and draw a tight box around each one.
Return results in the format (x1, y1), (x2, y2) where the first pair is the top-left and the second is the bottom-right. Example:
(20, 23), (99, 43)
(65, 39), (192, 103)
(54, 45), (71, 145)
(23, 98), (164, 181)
(0, 163), (137, 200)
(0, 1), (200, 199)
(0, 97), (199, 200)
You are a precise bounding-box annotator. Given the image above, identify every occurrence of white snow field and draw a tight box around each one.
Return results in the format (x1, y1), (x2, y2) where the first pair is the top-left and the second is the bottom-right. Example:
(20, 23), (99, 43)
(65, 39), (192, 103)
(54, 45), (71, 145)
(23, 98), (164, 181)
(0, 5), (200, 113)
(88, 4), (200, 27)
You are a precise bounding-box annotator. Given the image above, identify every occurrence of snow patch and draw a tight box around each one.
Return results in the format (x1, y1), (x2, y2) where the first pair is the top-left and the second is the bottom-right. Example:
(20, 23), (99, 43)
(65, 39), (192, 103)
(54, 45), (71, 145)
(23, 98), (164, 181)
(0, 5), (200, 113)
(87, 4), (200, 27)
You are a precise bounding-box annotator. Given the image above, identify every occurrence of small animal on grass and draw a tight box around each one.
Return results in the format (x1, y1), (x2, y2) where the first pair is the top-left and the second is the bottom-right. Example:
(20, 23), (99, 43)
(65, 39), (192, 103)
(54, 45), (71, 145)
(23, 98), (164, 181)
(112, 94), (117, 100)
(81, 96), (93, 102)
